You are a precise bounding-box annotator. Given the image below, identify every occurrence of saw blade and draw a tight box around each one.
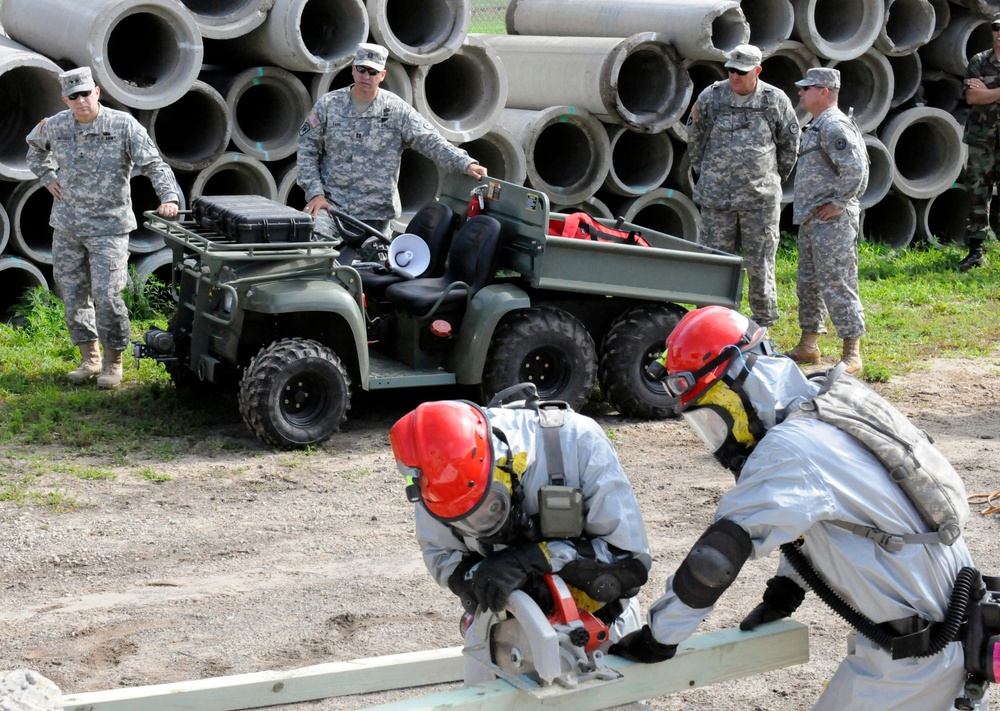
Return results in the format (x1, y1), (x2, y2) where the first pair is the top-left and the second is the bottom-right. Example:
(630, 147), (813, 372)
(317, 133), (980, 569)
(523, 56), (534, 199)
(490, 617), (541, 681)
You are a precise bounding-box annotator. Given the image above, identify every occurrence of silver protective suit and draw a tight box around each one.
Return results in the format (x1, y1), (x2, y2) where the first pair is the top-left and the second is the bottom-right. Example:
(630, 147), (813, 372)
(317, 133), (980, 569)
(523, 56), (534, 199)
(647, 355), (986, 711)
(415, 406), (652, 641)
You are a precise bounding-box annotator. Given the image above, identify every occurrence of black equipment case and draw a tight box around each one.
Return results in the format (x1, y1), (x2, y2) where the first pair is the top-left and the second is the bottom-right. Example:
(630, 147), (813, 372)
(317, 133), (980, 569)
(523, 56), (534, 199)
(190, 195), (313, 244)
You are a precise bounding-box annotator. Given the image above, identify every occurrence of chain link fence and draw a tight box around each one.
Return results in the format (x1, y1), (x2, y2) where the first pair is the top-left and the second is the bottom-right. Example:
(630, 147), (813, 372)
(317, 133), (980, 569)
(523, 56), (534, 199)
(471, 0), (509, 34)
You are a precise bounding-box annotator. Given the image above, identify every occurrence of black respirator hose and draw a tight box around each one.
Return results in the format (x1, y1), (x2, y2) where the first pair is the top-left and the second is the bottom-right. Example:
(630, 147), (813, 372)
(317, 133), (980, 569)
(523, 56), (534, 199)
(781, 542), (978, 657)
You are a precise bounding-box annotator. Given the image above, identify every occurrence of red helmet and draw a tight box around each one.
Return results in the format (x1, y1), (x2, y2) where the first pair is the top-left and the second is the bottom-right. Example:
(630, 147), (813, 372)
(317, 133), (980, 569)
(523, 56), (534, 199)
(663, 306), (767, 409)
(389, 401), (493, 520)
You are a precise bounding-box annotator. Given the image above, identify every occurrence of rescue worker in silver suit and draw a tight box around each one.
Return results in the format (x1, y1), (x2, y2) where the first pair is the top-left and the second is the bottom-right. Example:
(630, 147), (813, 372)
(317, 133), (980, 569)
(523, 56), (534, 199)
(611, 306), (987, 711)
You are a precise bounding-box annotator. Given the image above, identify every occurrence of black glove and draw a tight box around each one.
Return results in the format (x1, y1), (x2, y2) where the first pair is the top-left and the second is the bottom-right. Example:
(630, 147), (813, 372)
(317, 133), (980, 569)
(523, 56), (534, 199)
(609, 624), (677, 663)
(447, 554), (484, 616)
(739, 575), (806, 631)
(559, 556), (649, 603)
(471, 543), (551, 613)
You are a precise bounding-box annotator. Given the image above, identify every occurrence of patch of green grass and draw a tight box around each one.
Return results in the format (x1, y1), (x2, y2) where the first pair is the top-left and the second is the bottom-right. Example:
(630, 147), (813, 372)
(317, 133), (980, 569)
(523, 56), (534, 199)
(51, 463), (118, 481)
(135, 466), (172, 483)
(340, 467), (371, 481)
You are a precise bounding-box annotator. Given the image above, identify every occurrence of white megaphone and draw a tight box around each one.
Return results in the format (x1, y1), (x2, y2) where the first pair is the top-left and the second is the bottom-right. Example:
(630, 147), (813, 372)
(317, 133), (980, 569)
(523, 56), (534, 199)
(387, 233), (431, 279)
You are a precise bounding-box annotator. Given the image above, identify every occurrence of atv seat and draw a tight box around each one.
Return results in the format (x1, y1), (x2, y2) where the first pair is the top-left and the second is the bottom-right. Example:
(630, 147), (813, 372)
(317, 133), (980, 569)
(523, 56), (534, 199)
(356, 202), (456, 300)
(385, 215), (502, 320)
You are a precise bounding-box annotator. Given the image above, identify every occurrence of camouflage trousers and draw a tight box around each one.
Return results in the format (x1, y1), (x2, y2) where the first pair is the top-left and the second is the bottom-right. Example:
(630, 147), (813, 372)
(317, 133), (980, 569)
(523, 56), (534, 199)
(698, 204), (780, 327)
(313, 211), (390, 262)
(796, 205), (866, 339)
(53, 231), (131, 351)
(964, 140), (998, 245)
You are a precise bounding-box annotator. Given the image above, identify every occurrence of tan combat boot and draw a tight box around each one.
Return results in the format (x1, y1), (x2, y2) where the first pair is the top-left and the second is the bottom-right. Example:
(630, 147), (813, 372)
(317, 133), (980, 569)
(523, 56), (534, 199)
(97, 349), (124, 389)
(785, 332), (821, 365)
(840, 337), (863, 375)
(67, 340), (102, 384)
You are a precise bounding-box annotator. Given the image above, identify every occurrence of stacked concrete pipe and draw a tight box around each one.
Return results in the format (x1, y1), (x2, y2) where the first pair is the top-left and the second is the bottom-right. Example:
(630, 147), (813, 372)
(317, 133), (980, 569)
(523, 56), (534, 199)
(130, 247), (174, 286)
(482, 32), (692, 134)
(0, 257), (48, 319)
(874, 0), (935, 56)
(186, 152), (278, 201)
(828, 49), (894, 133)
(950, 0), (1000, 18)
(916, 184), (970, 243)
(926, 0), (951, 40)
(919, 70), (964, 112)
(919, 6), (992, 76)
(619, 188), (701, 242)
(791, 0), (885, 61)
(672, 59), (729, 141)
(603, 126), (674, 197)
(4, 180), (54, 265)
(761, 40), (821, 124)
(273, 163), (307, 210)
(127, 173), (187, 254)
(497, 106), (612, 206)
(410, 35), (507, 143)
(395, 149), (447, 229)
(367, 0), (472, 65)
(137, 80), (231, 172)
(742, 0), (795, 58)
(0, 38), (64, 182)
(178, 0), (272, 40)
(505, 0), (750, 63)
(0, 0), (203, 110)
(0, 203), (9, 255)
(553, 196), (614, 219)
(879, 106), (966, 199)
(860, 135), (894, 209)
(861, 190), (917, 247)
(458, 126), (528, 186)
(886, 52), (922, 107)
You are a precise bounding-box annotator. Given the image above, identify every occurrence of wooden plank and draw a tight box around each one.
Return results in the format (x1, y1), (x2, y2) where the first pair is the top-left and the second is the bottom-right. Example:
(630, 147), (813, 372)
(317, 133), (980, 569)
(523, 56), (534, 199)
(60, 647), (465, 711)
(370, 620), (810, 711)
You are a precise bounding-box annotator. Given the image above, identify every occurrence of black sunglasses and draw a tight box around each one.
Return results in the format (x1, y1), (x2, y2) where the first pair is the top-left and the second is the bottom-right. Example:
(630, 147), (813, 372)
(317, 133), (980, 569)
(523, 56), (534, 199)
(728, 68), (750, 77)
(355, 66), (381, 76)
(993, 23), (1000, 31)
(67, 90), (92, 101)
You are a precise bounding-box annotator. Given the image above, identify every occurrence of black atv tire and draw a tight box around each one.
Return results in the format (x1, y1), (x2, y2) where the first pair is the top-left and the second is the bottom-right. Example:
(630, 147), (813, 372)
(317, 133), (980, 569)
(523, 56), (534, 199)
(238, 338), (351, 449)
(599, 303), (685, 419)
(481, 307), (597, 411)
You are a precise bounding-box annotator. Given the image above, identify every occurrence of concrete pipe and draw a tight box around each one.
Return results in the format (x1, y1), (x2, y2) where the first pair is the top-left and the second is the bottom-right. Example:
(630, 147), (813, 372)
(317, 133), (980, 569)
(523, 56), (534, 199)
(603, 125), (674, 197)
(553, 196), (613, 220)
(779, 201), (798, 237)
(187, 152), (278, 201)
(917, 70), (964, 112)
(950, 0), (1000, 18)
(790, 0), (885, 61)
(482, 32), (691, 134)
(875, 0), (935, 56)
(139, 80), (231, 172)
(673, 59), (729, 142)
(130, 247), (174, 286)
(219, 0), (368, 72)
(410, 36), (506, 144)
(860, 134), (894, 210)
(4, 180), (54, 265)
(177, 0), (272, 40)
(919, 6), (992, 76)
(741, 0), (795, 58)
(458, 125), (528, 186)
(886, 51), (922, 108)
(497, 106), (612, 206)
(0, 202), (9, 255)
(396, 148), (447, 228)
(128, 173), (187, 254)
(879, 107), (966, 199)
(0, 0), (203, 111)
(618, 188), (700, 242)
(828, 49), (894, 134)
(926, 0), (950, 40)
(0, 37), (65, 182)
(860, 190), (916, 248)
(761, 40), (821, 125)
(666, 138), (696, 195)
(0, 256), (49, 320)
(916, 184), (970, 243)
(367, 0), (471, 66)
(273, 162), (307, 210)
(505, 0), (750, 63)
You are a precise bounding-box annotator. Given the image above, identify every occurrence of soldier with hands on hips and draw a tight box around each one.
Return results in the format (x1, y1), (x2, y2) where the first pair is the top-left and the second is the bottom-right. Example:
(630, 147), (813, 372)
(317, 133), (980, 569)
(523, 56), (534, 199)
(25, 67), (180, 389)
(687, 43), (799, 329)
(389, 386), (652, 642)
(296, 43), (487, 257)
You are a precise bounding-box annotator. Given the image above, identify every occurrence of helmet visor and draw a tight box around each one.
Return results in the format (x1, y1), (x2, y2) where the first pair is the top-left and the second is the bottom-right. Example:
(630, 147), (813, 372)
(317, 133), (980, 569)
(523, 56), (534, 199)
(449, 482), (511, 538)
(682, 407), (730, 452)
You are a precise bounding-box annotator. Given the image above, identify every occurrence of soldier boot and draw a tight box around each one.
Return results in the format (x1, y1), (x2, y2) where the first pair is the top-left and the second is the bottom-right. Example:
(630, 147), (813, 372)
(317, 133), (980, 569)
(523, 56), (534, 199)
(67, 340), (102, 384)
(97, 349), (124, 390)
(958, 240), (984, 272)
(840, 337), (862, 375)
(785, 332), (821, 365)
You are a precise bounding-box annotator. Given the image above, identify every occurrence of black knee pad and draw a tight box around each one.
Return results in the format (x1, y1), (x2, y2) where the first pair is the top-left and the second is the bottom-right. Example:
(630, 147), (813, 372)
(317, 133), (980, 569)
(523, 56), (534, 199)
(673, 518), (753, 609)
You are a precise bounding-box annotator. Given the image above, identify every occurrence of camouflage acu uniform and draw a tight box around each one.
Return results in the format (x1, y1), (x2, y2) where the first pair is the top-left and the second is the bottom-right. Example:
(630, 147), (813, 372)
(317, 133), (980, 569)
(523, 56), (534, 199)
(793, 106), (868, 339)
(25, 107), (179, 350)
(296, 87), (474, 233)
(962, 49), (1000, 245)
(688, 80), (799, 327)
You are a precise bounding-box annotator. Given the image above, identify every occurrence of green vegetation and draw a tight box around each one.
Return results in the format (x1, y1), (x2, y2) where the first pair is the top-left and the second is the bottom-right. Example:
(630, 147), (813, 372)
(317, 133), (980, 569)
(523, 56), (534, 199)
(470, 2), (507, 34)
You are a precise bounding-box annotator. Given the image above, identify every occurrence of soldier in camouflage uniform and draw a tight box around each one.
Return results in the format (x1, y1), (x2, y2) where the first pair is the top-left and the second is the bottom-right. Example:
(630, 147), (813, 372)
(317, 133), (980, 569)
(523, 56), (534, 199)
(25, 67), (180, 389)
(297, 43), (487, 260)
(787, 68), (868, 375)
(688, 44), (800, 328)
(958, 12), (1000, 272)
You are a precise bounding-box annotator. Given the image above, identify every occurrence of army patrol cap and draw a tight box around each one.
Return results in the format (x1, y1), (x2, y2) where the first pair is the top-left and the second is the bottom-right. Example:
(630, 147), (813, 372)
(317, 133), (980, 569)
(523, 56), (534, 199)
(59, 67), (96, 97)
(724, 44), (762, 73)
(795, 67), (841, 89)
(355, 43), (388, 72)
(992, 12), (1000, 29)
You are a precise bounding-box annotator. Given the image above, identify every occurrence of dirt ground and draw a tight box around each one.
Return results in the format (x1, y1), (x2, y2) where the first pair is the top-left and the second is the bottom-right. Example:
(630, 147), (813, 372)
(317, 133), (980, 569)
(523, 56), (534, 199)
(1, 355), (998, 710)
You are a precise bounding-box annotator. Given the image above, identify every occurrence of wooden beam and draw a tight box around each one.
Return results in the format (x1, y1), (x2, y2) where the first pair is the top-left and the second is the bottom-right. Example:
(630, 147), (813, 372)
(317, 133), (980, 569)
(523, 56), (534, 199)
(60, 647), (465, 711)
(370, 619), (810, 711)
